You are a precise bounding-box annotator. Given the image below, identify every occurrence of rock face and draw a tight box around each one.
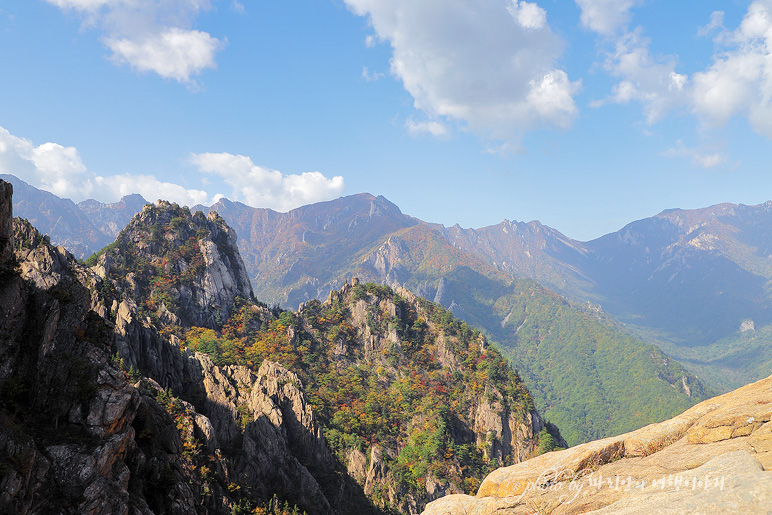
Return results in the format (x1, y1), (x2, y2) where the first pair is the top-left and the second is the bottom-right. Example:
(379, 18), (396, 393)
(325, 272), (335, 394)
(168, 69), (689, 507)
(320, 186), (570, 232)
(98, 200), (254, 329)
(422, 374), (772, 514)
(0, 186), (142, 513)
(0, 180), (12, 265)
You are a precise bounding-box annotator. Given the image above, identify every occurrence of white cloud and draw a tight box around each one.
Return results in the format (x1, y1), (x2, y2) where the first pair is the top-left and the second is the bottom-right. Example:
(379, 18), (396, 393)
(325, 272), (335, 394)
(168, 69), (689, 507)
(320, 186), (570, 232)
(405, 118), (449, 137)
(526, 70), (580, 129)
(0, 127), (346, 210)
(344, 0), (579, 141)
(577, 1), (687, 125)
(663, 140), (729, 169)
(94, 174), (211, 205)
(575, 0), (640, 36)
(581, 1), (772, 141)
(190, 152), (345, 211)
(105, 28), (224, 83)
(692, 1), (772, 138)
(44, 0), (224, 85)
(594, 29), (688, 124)
(0, 125), (213, 205)
(0, 126), (93, 199)
(508, 1), (547, 30)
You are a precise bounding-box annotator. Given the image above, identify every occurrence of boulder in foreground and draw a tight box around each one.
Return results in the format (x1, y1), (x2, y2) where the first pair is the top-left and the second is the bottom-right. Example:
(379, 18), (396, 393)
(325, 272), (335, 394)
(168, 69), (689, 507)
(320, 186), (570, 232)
(423, 374), (772, 514)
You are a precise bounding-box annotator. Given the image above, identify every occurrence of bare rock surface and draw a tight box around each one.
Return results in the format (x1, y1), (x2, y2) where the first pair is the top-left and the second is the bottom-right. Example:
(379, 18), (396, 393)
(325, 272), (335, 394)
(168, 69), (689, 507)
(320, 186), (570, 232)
(423, 374), (772, 514)
(0, 180), (12, 264)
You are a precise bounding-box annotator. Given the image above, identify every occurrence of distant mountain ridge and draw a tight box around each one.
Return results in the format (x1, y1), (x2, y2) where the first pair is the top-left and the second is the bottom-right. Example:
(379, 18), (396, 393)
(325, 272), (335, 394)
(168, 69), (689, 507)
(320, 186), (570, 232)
(0, 174), (147, 258)
(191, 193), (419, 307)
(192, 193), (772, 393)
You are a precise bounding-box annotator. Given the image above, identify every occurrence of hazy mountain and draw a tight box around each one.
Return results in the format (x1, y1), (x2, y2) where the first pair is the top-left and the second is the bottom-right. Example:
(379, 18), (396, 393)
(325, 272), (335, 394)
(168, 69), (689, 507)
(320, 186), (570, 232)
(582, 203), (772, 343)
(573, 203), (772, 391)
(0, 174), (147, 258)
(78, 193), (148, 242)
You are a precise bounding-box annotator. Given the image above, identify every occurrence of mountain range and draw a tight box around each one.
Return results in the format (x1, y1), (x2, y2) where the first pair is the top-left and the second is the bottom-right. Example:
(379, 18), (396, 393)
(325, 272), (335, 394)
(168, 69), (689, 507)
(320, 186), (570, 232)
(3, 176), (771, 514)
(7, 174), (772, 444)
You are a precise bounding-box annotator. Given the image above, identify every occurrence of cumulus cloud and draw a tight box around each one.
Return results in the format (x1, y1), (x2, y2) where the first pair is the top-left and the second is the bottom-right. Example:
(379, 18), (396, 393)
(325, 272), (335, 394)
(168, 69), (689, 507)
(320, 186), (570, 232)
(692, 2), (772, 138)
(44, 0), (225, 85)
(105, 28), (224, 83)
(0, 126), (93, 199)
(508, 1), (547, 29)
(0, 127), (346, 210)
(190, 152), (345, 211)
(593, 29), (688, 124)
(0, 125), (212, 205)
(576, 0), (687, 124)
(345, 0), (579, 141)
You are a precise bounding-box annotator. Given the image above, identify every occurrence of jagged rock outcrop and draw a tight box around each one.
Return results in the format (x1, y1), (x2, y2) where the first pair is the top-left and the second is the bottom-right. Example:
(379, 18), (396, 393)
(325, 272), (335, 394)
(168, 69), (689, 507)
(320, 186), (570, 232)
(98, 200), (254, 329)
(422, 374), (772, 514)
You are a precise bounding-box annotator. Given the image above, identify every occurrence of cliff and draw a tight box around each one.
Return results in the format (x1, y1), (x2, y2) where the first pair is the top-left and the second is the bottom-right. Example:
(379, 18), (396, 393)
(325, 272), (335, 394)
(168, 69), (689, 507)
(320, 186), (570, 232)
(423, 374), (772, 514)
(91, 200), (254, 329)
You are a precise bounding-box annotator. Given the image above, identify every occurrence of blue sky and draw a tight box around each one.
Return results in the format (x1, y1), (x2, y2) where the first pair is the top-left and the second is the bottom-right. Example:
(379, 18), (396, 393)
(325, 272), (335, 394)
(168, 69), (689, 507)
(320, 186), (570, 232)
(1, 0), (772, 241)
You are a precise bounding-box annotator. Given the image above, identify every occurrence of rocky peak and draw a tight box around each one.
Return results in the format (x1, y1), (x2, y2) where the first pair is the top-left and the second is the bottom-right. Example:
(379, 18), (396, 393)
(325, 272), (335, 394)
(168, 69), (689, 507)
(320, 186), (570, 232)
(368, 194), (404, 219)
(1, 181), (372, 514)
(97, 200), (253, 329)
(300, 279), (561, 513)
